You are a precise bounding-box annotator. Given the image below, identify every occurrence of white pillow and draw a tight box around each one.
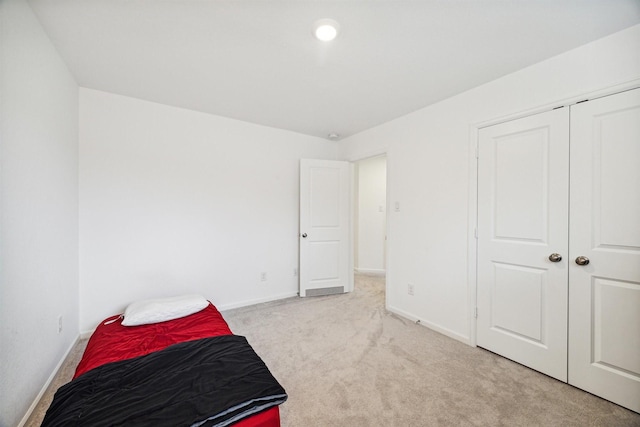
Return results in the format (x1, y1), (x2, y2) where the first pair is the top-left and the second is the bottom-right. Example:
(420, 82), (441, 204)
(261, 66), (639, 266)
(121, 294), (209, 326)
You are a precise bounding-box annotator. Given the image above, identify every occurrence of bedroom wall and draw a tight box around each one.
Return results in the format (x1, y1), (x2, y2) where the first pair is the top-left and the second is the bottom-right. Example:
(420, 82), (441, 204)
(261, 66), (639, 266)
(79, 89), (340, 332)
(356, 155), (387, 274)
(0, 0), (80, 426)
(341, 24), (640, 344)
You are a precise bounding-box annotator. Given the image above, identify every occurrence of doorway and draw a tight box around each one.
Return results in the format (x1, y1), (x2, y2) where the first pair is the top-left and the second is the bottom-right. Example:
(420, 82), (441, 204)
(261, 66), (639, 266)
(354, 155), (387, 291)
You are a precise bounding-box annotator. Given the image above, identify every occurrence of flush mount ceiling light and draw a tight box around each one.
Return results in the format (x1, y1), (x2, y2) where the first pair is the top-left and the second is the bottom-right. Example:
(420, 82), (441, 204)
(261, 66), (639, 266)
(313, 19), (340, 42)
(327, 132), (340, 140)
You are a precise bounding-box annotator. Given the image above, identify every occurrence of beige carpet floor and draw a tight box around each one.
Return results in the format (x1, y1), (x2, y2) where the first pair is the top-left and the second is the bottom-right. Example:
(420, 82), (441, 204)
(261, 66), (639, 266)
(27, 274), (639, 426)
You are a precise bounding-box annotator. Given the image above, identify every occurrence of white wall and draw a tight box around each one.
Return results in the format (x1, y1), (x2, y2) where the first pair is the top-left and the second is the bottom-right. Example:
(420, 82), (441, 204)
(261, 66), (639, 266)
(79, 89), (340, 332)
(0, 0), (79, 425)
(356, 155), (386, 274)
(341, 24), (640, 344)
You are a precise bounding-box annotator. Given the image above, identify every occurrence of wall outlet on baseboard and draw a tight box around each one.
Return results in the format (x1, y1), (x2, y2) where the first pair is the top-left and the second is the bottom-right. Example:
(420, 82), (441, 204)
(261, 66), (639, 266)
(408, 283), (414, 296)
(260, 272), (267, 282)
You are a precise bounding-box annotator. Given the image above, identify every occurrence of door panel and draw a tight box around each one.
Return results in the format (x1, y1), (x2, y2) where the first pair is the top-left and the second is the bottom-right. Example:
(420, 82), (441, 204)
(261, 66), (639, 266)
(299, 159), (351, 297)
(592, 278), (640, 375)
(568, 88), (640, 413)
(310, 168), (341, 226)
(493, 127), (550, 242)
(491, 263), (546, 344)
(477, 108), (570, 381)
(308, 241), (340, 280)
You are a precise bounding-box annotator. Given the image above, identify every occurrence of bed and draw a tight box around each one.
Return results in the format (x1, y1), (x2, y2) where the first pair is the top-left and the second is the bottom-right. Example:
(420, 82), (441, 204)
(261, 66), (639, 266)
(42, 295), (286, 426)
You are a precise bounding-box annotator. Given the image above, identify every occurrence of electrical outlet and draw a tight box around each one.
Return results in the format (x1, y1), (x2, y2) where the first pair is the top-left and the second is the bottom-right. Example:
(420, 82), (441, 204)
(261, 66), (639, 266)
(408, 283), (414, 296)
(58, 315), (63, 334)
(260, 272), (267, 282)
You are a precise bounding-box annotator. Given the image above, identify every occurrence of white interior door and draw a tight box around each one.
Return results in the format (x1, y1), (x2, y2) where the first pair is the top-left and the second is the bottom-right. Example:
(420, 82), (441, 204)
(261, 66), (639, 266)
(568, 88), (640, 413)
(477, 108), (570, 381)
(299, 159), (351, 297)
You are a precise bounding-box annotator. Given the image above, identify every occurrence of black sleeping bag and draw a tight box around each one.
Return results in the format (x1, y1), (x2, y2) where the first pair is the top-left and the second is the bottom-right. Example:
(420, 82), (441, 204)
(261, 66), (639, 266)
(42, 335), (287, 427)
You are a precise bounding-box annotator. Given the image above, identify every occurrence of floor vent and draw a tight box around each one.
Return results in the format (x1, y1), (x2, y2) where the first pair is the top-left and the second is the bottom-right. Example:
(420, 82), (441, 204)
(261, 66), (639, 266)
(305, 286), (344, 297)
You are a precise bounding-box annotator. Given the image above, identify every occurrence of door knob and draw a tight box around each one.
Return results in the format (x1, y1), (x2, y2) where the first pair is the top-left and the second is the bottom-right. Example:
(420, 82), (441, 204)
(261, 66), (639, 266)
(548, 253), (562, 262)
(575, 256), (590, 266)
(301, 233), (308, 238)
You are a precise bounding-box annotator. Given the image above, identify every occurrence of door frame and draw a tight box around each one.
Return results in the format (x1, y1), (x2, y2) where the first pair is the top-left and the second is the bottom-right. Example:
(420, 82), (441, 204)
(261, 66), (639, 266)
(347, 148), (390, 309)
(467, 79), (640, 347)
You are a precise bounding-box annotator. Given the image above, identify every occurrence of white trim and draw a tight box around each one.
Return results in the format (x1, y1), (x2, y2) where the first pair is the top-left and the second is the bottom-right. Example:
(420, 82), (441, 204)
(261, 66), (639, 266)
(387, 305), (472, 346)
(474, 78), (640, 131)
(80, 329), (95, 339)
(345, 147), (388, 163)
(384, 152), (391, 312)
(18, 335), (80, 427)
(466, 79), (640, 350)
(467, 124), (479, 348)
(348, 162), (355, 293)
(216, 291), (299, 311)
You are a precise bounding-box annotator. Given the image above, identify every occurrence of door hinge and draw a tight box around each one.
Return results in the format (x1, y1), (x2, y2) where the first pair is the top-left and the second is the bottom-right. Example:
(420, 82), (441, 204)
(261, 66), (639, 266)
(474, 227), (478, 239)
(474, 307), (478, 319)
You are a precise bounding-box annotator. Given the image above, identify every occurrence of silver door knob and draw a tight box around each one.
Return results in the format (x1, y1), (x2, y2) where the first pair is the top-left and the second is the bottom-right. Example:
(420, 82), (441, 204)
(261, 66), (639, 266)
(548, 253), (562, 262)
(301, 233), (308, 238)
(575, 256), (590, 266)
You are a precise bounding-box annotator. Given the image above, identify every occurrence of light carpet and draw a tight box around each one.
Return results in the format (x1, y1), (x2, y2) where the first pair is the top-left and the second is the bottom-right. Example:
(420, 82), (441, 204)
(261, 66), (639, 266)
(27, 274), (639, 426)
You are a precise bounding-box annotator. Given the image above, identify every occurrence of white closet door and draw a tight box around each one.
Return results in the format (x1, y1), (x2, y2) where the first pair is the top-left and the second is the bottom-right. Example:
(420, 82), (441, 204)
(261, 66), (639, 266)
(477, 108), (570, 381)
(568, 88), (640, 413)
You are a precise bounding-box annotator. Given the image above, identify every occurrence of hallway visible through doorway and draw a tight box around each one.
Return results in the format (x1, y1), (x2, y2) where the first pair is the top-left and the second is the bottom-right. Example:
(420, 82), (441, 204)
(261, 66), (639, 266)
(354, 155), (387, 287)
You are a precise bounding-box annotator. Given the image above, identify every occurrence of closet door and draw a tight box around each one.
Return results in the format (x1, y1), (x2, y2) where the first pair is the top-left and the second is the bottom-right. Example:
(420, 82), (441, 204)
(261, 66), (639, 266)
(477, 108), (570, 381)
(568, 88), (640, 413)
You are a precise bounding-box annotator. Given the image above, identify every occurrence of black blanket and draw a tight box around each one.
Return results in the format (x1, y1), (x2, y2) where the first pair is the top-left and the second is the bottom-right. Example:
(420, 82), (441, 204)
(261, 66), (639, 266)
(42, 335), (287, 427)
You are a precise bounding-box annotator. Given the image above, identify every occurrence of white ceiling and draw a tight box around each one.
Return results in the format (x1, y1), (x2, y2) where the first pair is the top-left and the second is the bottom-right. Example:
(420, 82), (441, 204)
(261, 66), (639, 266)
(28, 0), (640, 139)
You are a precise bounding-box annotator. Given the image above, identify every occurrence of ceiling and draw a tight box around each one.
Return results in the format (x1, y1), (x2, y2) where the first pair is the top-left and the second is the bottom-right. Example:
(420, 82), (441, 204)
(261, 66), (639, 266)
(28, 0), (640, 140)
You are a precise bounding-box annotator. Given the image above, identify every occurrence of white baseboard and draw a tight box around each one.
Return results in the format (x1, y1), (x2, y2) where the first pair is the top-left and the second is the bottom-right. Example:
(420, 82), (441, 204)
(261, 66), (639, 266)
(80, 329), (95, 339)
(216, 291), (299, 312)
(79, 292), (301, 334)
(355, 268), (386, 276)
(18, 335), (80, 427)
(387, 305), (472, 346)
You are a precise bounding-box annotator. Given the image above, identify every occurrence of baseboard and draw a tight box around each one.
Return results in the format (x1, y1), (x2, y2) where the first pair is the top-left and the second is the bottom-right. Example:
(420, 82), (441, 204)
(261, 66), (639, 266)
(216, 291), (299, 311)
(18, 334), (80, 427)
(355, 268), (386, 276)
(78, 292), (301, 334)
(80, 329), (95, 339)
(387, 305), (472, 346)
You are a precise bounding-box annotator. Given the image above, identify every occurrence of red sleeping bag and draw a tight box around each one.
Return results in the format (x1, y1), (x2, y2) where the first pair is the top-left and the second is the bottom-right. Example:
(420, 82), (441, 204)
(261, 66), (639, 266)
(75, 303), (280, 427)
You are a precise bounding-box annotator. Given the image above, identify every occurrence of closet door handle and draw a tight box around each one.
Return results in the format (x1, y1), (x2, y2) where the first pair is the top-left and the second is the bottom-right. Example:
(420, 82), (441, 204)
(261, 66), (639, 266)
(575, 256), (590, 266)
(548, 253), (562, 262)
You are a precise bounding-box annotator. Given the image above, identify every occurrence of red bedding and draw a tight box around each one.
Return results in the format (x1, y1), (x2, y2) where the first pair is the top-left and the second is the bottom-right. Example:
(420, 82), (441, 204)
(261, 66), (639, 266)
(75, 302), (280, 427)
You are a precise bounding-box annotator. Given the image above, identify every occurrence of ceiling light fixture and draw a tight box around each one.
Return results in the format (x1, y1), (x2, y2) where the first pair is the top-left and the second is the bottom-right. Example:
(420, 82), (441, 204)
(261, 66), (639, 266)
(327, 133), (340, 140)
(313, 19), (340, 42)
